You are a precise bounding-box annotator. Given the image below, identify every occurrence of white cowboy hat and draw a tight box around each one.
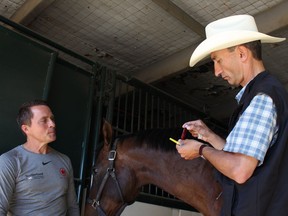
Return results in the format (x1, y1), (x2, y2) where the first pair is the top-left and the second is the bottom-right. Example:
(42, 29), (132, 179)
(189, 14), (286, 67)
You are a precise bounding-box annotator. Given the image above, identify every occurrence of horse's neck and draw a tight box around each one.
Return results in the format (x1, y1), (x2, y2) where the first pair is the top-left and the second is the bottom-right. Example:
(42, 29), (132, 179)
(120, 147), (222, 216)
(122, 147), (212, 192)
(134, 151), (181, 186)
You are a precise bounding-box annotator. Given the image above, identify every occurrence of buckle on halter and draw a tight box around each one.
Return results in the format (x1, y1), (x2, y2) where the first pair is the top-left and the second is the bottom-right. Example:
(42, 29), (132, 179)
(108, 150), (116, 161)
(91, 199), (100, 209)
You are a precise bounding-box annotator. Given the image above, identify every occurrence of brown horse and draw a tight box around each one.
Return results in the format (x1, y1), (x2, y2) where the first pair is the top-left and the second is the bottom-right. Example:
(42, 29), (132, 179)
(85, 120), (223, 216)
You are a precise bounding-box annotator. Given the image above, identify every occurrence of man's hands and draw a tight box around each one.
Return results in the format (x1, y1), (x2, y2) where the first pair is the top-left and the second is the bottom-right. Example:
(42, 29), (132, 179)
(176, 119), (259, 184)
(176, 139), (203, 160)
(182, 119), (210, 141)
(182, 119), (225, 150)
(176, 119), (212, 160)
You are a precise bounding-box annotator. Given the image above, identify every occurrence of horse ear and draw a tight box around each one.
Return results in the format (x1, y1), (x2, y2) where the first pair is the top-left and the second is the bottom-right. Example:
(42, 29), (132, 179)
(102, 118), (113, 147)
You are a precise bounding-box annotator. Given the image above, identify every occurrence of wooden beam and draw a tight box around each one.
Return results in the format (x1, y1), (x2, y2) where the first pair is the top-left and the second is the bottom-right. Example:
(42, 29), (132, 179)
(10, 0), (56, 25)
(152, 0), (205, 37)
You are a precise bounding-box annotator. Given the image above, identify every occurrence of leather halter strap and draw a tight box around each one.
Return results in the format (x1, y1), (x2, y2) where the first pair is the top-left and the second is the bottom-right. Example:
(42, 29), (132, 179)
(87, 139), (127, 216)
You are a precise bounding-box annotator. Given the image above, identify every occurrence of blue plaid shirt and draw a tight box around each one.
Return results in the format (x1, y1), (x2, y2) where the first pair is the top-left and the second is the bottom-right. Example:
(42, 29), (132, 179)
(224, 86), (278, 165)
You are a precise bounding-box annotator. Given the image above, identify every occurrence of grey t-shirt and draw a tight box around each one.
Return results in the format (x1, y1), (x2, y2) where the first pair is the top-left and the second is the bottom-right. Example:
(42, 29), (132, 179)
(0, 145), (80, 216)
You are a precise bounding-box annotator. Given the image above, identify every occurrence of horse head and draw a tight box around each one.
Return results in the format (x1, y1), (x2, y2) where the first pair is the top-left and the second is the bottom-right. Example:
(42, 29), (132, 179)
(85, 120), (138, 216)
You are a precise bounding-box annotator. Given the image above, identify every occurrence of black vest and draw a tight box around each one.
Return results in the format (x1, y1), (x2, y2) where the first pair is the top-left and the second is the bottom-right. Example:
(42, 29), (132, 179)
(220, 71), (288, 216)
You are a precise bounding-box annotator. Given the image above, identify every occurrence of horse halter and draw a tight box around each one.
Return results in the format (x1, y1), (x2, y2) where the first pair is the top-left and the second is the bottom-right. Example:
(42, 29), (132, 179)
(87, 139), (127, 216)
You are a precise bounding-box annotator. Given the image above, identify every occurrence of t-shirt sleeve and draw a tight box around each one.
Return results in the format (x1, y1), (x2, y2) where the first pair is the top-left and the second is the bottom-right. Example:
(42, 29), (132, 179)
(0, 154), (17, 215)
(66, 158), (80, 216)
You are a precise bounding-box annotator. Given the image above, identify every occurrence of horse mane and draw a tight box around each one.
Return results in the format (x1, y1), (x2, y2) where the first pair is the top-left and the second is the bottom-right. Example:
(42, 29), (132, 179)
(116, 127), (193, 152)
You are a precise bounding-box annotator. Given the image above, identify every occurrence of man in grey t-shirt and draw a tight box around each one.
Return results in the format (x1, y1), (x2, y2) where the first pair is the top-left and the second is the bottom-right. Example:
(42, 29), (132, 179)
(0, 100), (80, 216)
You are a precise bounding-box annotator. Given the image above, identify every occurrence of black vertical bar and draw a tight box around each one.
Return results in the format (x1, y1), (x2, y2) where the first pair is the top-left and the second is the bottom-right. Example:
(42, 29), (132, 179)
(42, 52), (58, 100)
(137, 89), (142, 131)
(157, 97), (160, 128)
(105, 70), (116, 123)
(89, 64), (106, 188)
(123, 84), (129, 132)
(115, 81), (122, 136)
(162, 100), (166, 127)
(174, 104), (177, 127)
(168, 103), (171, 128)
(150, 95), (154, 129)
(77, 71), (95, 203)
(130, 89), (136, 133)
(144, 92), (148, 130)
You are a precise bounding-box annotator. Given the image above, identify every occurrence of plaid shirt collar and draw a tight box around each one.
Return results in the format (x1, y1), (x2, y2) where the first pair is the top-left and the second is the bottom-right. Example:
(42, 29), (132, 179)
(235, 86), (246, 103)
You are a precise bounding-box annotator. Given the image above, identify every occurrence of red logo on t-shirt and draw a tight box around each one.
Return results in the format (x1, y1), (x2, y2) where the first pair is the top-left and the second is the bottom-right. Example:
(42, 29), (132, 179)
(59, 168), (67, 176)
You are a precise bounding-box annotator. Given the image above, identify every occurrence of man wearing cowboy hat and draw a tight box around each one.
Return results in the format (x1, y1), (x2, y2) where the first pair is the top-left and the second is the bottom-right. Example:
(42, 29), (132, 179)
(176, 14), (287, 215)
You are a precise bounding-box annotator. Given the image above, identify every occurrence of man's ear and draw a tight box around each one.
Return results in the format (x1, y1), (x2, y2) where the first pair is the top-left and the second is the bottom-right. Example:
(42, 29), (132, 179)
(237, 45), (248, 62)
(21, 125), (29, 135)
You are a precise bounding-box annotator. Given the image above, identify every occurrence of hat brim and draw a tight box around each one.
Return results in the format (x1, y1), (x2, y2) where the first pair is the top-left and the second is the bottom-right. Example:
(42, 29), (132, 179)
(189, 30), (286, 67)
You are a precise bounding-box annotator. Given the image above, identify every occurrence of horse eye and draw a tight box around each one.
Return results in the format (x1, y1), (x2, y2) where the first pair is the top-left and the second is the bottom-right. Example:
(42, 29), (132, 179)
(93, 168), (98, 174)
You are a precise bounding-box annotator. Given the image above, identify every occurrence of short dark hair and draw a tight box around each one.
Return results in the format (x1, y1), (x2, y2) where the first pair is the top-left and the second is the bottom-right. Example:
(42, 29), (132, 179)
(242, 40), (262, 60)
(16, 99), (49, 127)
(227, 40), (262, 60)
